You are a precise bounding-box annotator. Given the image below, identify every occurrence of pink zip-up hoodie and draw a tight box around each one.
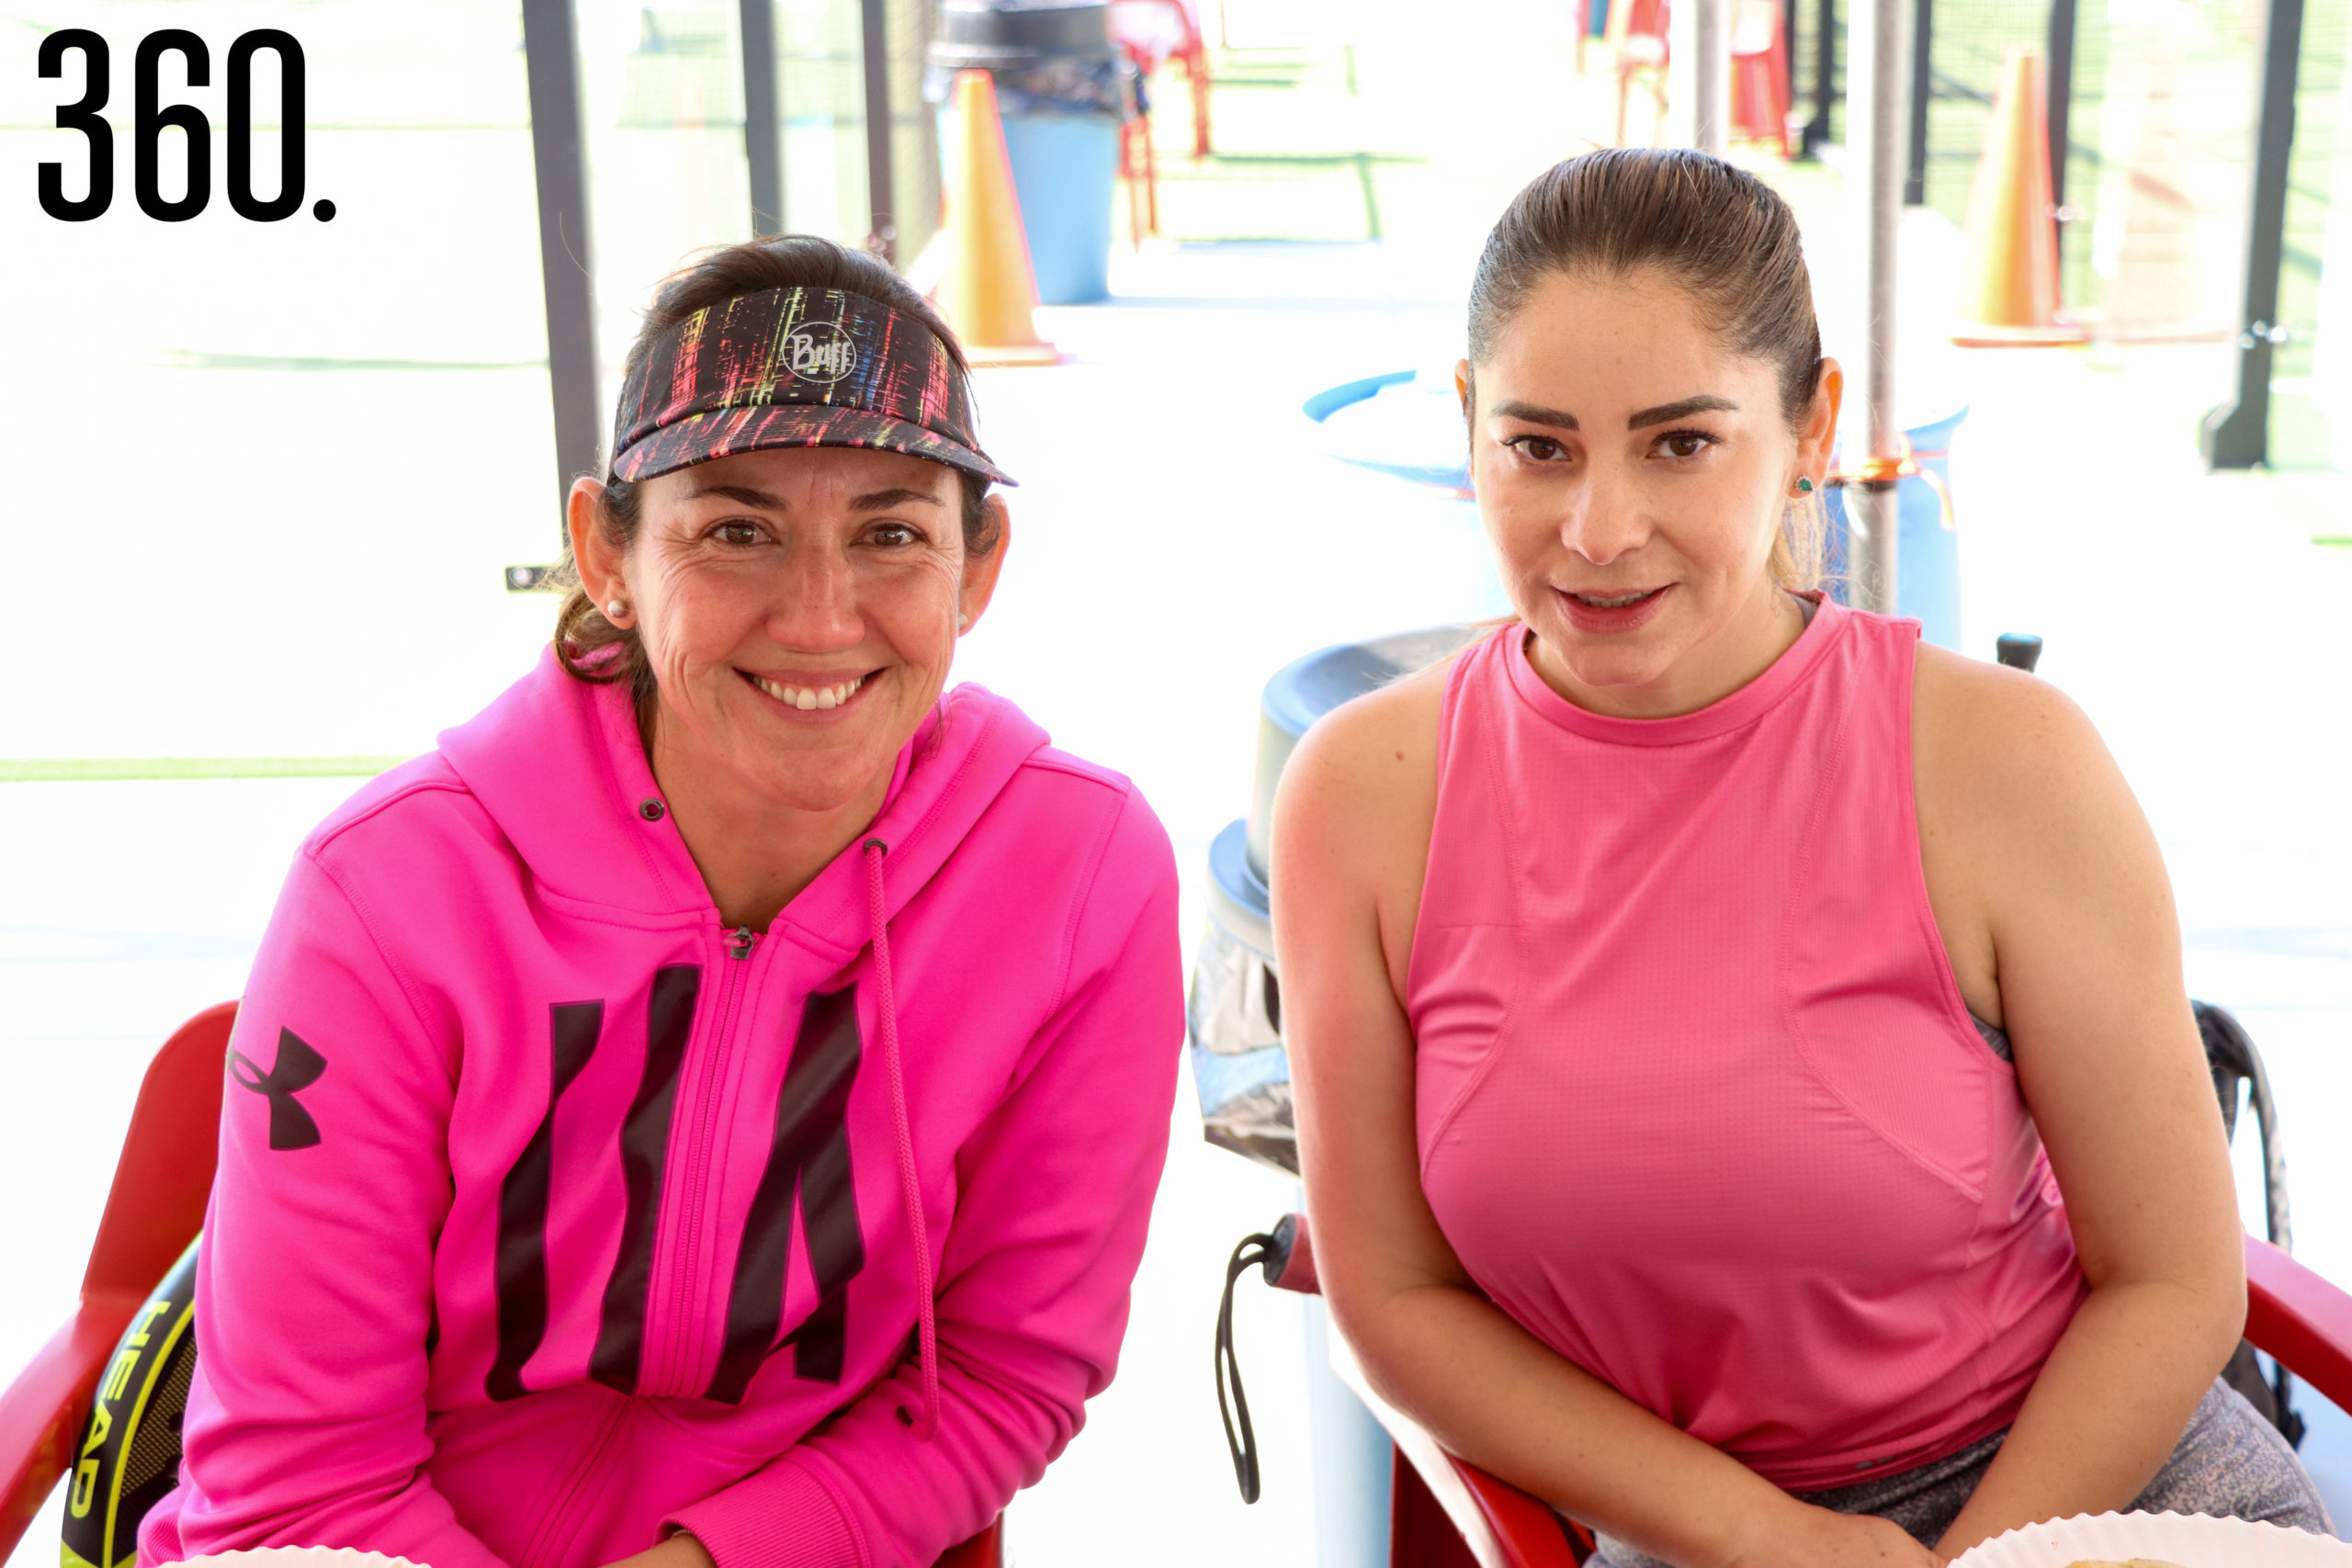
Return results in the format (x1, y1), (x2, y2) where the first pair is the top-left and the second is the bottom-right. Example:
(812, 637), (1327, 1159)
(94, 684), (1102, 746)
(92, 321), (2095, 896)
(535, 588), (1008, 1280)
(140, 649), (1182, 1568)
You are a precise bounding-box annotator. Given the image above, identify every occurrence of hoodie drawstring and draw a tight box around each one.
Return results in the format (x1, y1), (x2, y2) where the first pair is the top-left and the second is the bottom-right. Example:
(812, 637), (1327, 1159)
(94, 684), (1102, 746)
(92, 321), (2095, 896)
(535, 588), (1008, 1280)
(863, 837), (939, 1441)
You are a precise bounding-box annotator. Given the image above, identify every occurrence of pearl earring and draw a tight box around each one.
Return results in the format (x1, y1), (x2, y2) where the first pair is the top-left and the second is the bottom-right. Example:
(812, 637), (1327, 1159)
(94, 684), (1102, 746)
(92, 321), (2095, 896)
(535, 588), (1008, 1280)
(958, 612), (971, 632)
(605, 600), (628, 622)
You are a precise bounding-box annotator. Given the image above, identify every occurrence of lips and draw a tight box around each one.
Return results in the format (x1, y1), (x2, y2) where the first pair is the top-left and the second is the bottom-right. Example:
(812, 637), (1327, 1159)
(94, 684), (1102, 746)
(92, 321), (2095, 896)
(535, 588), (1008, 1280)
(1555, 583), (1675, 635)
(742, 669), (873, 712)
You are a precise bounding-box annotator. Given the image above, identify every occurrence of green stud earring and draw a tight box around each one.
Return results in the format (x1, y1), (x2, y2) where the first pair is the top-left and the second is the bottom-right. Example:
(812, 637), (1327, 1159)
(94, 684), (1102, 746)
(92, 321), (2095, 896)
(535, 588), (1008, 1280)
(1794, 477), (1815, 495)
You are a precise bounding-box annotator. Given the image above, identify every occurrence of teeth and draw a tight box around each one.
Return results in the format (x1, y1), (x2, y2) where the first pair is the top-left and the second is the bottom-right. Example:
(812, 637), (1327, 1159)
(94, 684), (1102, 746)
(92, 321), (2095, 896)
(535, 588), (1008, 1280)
(1577, 590), (1654, 608)
(752, 672), (866, 711)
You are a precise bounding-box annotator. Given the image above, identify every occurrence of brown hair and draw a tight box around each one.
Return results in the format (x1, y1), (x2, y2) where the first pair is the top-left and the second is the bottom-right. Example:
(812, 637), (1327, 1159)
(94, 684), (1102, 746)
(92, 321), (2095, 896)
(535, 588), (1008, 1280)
(1464, 149), (1828, 591)
(552, 233), (1001, 704)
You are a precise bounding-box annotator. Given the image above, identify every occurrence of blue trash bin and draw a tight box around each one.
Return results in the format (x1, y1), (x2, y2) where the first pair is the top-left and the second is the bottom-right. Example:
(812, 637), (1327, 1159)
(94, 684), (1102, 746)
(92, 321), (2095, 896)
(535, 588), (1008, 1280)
(997, 112), (1119, 304)
(927, 1), (1132, 306)
(1193, 626), (1485, 1568)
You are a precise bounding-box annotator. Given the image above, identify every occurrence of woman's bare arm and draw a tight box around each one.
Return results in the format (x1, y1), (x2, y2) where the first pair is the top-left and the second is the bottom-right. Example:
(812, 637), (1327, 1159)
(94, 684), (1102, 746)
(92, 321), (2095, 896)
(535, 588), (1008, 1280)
(1273, 665), (1932, 1568)
(1913, 647), (2245, 1557)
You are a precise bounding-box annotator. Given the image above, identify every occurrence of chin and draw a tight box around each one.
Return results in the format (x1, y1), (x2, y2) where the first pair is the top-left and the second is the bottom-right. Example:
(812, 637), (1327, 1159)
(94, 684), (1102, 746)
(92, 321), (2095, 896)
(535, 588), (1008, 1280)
(748, 764), (876, 815)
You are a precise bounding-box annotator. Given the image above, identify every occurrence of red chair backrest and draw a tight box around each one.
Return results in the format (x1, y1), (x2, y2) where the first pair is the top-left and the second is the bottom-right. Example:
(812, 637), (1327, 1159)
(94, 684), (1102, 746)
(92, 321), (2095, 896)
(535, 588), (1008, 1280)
(81, 1002), (232, 1311)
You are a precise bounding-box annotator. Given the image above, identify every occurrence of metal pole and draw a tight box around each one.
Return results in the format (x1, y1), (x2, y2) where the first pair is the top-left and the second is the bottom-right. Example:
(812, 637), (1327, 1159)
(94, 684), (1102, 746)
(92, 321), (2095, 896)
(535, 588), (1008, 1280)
(2045, 0), (2077, 244)
(1904, 0), (1930, 204)
(859, 0), (898, 263)
(1849, 0), (1908, 613)
(1804, 0), (1838, 156)
(1693, 0), (1729, 152)
(2201, 0), (2306, 469)
(1784, 0), (1801, 132)
(741, 0), (784, 234)
(521, 0), (602, 513)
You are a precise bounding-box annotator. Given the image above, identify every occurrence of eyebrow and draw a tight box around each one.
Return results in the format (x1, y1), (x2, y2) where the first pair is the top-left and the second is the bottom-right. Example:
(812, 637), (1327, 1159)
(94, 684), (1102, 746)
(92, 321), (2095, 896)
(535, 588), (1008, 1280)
(684, 482), (787, 508)
(1626, 395), (1739, 428)
(1488, 399), (1578, 431)
(680, 483), (944, 511)
(848, 488), (944, 511)
(1486, 394), (1742, 432)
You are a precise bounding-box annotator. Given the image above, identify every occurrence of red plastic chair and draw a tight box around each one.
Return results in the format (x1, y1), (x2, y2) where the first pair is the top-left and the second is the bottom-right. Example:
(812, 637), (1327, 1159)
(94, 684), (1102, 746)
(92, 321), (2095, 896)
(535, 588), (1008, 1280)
(1728, 0), (1793, 155)
(1263, 1213), (2352, 1568)
(0, 1003), (1003, 1568)
(1109, 0), (1214, 157)
(0, 1002), (229, 1556)
(1114, 39), (1163, 244)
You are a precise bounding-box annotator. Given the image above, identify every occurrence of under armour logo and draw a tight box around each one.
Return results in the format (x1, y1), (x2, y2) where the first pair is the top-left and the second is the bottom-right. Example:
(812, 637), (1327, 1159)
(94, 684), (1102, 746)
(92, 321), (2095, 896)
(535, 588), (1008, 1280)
(229, 1029), (327, 1150)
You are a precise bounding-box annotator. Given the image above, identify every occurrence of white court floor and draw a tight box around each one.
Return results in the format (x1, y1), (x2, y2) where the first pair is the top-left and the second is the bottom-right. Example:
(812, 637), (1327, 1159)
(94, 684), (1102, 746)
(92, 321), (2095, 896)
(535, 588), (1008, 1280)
(7, 224), (2352, 1568)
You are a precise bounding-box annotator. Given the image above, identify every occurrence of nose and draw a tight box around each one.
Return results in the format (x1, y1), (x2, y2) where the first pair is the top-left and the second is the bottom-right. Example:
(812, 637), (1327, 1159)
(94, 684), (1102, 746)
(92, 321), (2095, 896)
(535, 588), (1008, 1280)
(1555, 460), (1648, 568)
(766, 540), (865, 649)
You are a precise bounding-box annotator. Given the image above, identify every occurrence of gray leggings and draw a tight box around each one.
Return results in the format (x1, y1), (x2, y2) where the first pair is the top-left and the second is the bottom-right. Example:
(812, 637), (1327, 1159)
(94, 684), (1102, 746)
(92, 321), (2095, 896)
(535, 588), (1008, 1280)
(1594, 1379), (2335, 1568)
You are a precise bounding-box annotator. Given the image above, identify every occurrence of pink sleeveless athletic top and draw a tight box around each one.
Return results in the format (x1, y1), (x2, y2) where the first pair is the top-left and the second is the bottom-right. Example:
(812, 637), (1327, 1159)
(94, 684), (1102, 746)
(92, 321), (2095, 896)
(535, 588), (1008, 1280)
(1408, 601), (2086, 1489)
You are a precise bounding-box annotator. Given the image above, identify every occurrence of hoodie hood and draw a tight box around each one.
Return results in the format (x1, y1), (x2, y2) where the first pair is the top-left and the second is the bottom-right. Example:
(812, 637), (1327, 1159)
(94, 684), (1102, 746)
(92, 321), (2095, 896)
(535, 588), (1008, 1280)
(435, 647), (1051, 955)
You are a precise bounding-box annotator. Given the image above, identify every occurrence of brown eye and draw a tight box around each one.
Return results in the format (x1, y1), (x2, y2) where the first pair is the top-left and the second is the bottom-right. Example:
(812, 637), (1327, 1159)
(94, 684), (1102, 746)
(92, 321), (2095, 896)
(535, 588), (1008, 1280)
(868, 522), (921, 547)
(1658, 430), (1716, 458)
(714, 520), (763, 546)
(1508, 435), (1567, 462)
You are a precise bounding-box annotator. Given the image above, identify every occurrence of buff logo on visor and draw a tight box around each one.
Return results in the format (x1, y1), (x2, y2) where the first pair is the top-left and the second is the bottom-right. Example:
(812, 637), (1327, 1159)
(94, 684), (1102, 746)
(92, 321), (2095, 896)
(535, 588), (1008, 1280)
(786, 322), (857, 381)
(608, 287), (1014, 487)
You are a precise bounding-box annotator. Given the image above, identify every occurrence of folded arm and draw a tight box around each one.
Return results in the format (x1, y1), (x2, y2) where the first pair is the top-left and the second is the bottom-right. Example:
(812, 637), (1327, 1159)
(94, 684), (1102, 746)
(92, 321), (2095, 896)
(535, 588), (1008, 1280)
(1912, 649), (2244, 1558)
(156, 850), (503, 1568)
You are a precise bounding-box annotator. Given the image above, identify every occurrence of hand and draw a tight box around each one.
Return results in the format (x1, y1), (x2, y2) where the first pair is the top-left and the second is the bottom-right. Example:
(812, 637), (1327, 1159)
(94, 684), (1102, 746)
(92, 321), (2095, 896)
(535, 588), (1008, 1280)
(599, 1531), (718, 1568)
(1722, 1499), (1942, 1568)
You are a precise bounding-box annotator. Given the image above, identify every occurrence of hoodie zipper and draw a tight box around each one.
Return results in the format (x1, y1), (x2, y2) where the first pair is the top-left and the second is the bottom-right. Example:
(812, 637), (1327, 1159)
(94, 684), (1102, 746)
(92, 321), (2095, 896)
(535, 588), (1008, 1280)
(657, 923), (759, 1391)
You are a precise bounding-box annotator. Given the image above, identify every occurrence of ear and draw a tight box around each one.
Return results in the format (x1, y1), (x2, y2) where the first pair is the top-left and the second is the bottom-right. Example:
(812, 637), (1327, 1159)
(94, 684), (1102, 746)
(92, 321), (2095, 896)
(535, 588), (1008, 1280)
(956, 493), (1013, 635)
(1796, 358), (1844, 485)
(568, 478), (625, 609)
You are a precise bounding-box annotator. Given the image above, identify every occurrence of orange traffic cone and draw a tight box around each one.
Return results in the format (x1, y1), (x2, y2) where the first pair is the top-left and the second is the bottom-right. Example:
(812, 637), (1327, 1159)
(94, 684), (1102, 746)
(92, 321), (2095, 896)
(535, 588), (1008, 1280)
(2095, 43), (2222, 340)
(935, 69), (1060, 367)
(1951, 48), (2086, 346)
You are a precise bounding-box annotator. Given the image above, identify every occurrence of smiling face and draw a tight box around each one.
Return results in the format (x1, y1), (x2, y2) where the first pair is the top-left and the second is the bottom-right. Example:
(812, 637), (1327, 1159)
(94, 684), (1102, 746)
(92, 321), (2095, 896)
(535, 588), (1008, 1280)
(570, 444), (1007, 825)
(1467, 267), (1840, 717)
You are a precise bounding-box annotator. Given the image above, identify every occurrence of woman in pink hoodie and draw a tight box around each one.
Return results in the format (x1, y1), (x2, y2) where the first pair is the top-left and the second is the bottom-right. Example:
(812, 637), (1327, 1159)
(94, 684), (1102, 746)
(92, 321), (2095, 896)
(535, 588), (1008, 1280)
(141, 235), (1183, 1568)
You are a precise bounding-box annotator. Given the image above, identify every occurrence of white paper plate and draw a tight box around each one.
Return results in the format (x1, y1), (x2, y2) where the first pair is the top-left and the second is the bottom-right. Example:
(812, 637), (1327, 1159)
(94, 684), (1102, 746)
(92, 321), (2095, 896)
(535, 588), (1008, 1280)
(1951, 1511), (2352, 1568)
(182, 1550), (428, 1568)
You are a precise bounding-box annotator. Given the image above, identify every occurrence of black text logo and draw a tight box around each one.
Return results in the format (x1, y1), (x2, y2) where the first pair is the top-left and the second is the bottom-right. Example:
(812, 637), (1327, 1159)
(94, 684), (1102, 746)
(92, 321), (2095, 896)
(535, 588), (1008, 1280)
(785, 323), (857, 383)
(37, 28), (332, 223)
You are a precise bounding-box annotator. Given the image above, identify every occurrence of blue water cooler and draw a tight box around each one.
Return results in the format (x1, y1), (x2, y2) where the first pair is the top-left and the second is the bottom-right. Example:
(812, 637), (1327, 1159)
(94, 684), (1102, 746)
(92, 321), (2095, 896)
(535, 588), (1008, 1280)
(1823, 407), (1970, 648)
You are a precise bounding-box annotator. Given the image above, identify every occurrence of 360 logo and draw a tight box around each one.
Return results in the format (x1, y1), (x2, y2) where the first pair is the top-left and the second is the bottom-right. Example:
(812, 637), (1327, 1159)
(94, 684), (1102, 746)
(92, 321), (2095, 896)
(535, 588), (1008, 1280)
(37, 28), (331, 223)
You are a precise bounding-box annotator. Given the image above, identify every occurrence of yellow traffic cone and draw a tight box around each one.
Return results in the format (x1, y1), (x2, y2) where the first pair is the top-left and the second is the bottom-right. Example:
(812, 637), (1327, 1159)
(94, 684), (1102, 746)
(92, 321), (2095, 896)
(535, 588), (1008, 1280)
(1951, 48), (2086, 345)
(935, 69), (1061, 367)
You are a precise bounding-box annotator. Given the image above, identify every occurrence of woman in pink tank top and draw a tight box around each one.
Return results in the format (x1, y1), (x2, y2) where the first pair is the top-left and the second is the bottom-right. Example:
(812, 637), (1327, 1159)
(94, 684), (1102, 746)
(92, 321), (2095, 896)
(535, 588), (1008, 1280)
(1272, 150), (2328, 1568)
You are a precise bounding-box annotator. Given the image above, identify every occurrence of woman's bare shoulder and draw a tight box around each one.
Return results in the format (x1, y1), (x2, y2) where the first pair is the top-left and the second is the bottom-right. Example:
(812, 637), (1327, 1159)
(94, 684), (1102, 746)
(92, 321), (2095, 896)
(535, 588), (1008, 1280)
(1280, 650), (1457, 828)
(1272, 648), (1464, 988)
(1911, 640), (2109, 812)
(1910, 639), (2153, 947)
